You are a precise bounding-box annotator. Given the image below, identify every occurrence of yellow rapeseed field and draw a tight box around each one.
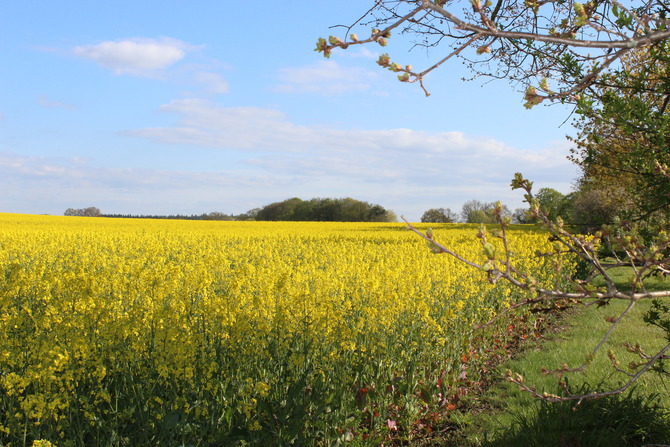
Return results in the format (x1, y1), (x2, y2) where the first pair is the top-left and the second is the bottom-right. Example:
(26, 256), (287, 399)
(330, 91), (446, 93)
(0, 213), (572, 446)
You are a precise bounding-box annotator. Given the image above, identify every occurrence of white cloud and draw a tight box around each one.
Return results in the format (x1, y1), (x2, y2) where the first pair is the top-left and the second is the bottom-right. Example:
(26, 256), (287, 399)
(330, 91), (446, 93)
(70, 38), (233, 93)
(73, 37), (188, 76)
(273, 60), (380, 95)
(193, 71), (229, 94)
(125, 99), (578, 216)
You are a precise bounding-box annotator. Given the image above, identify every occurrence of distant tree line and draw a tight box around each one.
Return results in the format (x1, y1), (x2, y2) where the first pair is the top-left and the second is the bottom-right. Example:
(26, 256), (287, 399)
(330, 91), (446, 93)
(64, 197), (397, 223)
(99, 212), (238, 221)
(64, 186), (620, 229)
(67, 207), (254, 221)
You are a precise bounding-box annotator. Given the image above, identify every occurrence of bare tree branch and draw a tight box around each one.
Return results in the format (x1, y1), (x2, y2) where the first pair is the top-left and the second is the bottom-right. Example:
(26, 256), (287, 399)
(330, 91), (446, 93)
(398, 171), (670, 402)
(317, 0), (670, 98)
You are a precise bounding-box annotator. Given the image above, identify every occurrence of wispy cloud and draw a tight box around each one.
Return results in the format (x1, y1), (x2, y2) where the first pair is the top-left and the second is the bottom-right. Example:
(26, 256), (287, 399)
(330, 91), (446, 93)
(0, 151), (277, 215)
(273, 60), (380, 95)
(73, 37), (189, 76)
(38, 95), (77, 110)
(127, 99), (306, 150)
(70, 38), (233, 94)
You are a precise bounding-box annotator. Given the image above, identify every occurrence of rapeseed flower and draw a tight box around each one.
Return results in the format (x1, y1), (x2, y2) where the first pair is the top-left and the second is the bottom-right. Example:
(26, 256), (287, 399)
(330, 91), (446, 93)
(0, 214), (573, 445)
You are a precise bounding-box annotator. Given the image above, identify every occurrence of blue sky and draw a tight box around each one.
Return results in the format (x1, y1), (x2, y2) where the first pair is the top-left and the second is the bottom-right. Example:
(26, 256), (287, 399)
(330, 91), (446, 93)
(1, 1), (580, 221)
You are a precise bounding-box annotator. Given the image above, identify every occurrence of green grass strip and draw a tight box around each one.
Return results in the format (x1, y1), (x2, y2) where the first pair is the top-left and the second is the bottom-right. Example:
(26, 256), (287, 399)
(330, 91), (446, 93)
(461, 298), (670, 446)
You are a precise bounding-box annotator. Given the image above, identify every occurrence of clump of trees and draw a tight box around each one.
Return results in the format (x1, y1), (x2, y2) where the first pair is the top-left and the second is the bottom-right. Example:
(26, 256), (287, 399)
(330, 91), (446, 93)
(420, 207), (457, 223)
(64, 207), (101, 217)
(254, 197), (397, 222)
(461, 200), (511, 224)
(319, 0), (670, 404)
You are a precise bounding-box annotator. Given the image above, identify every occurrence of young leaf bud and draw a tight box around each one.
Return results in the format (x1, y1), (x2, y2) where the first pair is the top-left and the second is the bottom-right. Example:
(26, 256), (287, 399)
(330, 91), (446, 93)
(389, 62), (402, 72)
(476, 45), (491, 54)
(524, 0), (540, 13)
(511, 173), (525, 189)
(376, 54), (391, 67)
(426, 241), (442, 253)
(483, 242), (496, 259)
(539, 78), (552, 93)
(328, 35), (343, 46)
(314, 38), (332, 58)
(523, 85), (543, 108)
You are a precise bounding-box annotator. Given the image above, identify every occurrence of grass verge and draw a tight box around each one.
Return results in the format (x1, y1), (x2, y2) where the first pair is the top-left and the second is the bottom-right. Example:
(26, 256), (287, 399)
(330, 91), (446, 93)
(450, 279), (670, 446)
